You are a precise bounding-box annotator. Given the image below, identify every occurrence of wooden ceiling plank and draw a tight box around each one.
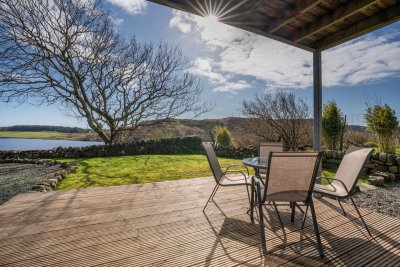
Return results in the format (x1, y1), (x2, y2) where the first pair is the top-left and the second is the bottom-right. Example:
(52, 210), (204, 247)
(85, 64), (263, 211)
(224, 22), (315, 52)
(314, 2), (400, 50)
(294, 0), (382, 42)
(268, 0), (324, 33)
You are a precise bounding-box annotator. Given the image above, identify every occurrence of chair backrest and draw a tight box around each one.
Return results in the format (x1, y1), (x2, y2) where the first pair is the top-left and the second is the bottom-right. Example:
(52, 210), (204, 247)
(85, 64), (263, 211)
(264, 152), (322, 203)
(333, 146), (373, 194)
(202, 142), (223, 183)
(259, 142), (284, 158)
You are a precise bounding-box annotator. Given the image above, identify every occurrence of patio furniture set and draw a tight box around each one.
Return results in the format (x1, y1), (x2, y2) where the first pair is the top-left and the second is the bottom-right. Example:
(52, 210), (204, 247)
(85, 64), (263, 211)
(202, 142), (373, 258)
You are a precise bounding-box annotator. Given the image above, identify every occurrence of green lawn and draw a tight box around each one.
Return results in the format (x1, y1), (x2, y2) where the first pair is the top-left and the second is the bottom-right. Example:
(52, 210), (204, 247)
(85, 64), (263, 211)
(322, 165), (370, 184)
(0, 131), (67, 139)
(56, 154), (357, 190)
(56, 155), (249, 190)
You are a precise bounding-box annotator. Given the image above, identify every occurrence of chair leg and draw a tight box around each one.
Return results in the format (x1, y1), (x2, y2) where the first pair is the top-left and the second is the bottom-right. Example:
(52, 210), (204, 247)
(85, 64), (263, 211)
(337, 199), (347, 216)
(291, 202), (296, 223)
(272, 202), (284, 231)
(256, 182), (267, 254)
(250, 178), (256, 223)
(301, 205), (309, 229)
(310, 199), (324, 258)
(350, 196), (373, 238)
(203, 184), (219, 212)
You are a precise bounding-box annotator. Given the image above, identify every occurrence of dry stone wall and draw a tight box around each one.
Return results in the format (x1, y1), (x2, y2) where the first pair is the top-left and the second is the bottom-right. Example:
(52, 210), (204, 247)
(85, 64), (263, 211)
(0, 137), (203, 159)
(323, 150), (400, 185)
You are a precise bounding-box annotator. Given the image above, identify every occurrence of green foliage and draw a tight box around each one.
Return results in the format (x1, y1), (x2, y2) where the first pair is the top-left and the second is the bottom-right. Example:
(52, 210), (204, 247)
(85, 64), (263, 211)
(214, 126), (234, 147)
(322, 101), (346, 150)
(363, 141), (378, 148)
(365, 104), (399, 153)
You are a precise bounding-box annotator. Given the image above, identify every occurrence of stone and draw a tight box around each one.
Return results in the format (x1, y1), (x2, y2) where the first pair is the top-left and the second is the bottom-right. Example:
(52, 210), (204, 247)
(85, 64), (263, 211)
(389, 166), (398, 174)
(32, 185), (47, 192)
(396, 157), (400, 165)
(373, 165), (389, 172)
(368, 176), (384, 186)
(356, 183), (378, 193)
(379, 153), (387, 163)
(47, 179), (58, 188)
(60, 162), (69, 168)
(370, 159), (382, 164)
(364, 163), (376, 169)
(38, 181), (50, 187)
(66, 165), (77, 173)
(387, 154), (396, 165)
(371, 153), (380, 161)
(53, 174), (63, 182)
(373, 171), (396, 183)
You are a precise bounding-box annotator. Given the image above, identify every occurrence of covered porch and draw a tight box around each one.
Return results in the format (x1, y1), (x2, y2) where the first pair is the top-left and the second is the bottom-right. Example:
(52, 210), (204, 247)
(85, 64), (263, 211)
(0, 176), (399, 266)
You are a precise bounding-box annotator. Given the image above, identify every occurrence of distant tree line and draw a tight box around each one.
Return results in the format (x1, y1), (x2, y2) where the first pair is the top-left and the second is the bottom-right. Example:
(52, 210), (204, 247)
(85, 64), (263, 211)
(0, 125), (91, 133)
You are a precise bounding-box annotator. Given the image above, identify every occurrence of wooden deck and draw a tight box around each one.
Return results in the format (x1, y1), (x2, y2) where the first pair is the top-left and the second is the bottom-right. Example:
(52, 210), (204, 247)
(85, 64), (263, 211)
(0, 176), (399, 266)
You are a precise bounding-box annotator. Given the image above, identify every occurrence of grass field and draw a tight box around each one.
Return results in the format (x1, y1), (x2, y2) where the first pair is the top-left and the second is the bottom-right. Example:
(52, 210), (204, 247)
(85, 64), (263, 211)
(55, 155), (360, 190)
(0, 131), (66, 139)
(56, 155), (250, 190)
(0, 131), (96, 141)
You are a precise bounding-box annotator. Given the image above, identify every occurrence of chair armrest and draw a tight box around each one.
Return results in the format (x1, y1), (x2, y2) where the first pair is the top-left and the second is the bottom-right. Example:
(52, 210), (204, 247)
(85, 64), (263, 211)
(315, 176), (334, 185)
(225, 163), (250, 177)
(224, 169), (249, 184)
(315, 176), (350, 194)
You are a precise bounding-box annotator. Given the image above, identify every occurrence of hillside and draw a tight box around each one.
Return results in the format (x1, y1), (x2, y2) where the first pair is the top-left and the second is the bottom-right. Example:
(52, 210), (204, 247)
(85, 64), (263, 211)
(131, 117), (253, 142)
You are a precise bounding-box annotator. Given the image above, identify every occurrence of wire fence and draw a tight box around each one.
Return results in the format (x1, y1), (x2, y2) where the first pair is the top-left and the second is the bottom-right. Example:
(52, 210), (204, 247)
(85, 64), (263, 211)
(346, 112), (400, 126)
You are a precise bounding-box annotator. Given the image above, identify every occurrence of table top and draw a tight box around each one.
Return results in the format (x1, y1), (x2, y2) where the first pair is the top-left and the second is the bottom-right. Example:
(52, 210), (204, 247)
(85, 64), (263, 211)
(242, 157), (269, 169)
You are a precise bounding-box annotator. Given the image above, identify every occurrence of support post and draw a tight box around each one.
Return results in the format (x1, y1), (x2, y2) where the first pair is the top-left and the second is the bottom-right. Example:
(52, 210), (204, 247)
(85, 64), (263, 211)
(313, 50), (322, 152)
(313, 50), (322, 175)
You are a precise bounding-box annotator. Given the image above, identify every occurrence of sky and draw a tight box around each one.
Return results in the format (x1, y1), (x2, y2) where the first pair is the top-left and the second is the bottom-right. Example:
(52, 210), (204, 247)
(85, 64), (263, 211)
(0, 0), (399, 127)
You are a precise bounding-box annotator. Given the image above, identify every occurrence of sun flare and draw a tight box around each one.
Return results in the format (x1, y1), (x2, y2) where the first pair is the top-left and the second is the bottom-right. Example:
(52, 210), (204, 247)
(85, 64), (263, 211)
(200, 14), (220, 28)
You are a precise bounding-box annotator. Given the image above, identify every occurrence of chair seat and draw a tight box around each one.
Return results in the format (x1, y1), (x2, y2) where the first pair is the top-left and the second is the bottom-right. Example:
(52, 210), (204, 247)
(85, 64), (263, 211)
(257, 186), (309, 202)
(313, 182), (348, 198)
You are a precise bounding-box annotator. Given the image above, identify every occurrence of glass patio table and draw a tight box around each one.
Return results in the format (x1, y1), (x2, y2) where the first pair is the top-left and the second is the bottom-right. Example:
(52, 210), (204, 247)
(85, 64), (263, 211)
(242, 157), (269, 179)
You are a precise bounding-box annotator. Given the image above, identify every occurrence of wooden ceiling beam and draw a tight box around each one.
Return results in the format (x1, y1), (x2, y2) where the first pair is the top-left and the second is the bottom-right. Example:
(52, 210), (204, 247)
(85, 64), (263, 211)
(314, 3), (400, 51)
(293, 0), (381, 42)
(268, 0), (323, 33)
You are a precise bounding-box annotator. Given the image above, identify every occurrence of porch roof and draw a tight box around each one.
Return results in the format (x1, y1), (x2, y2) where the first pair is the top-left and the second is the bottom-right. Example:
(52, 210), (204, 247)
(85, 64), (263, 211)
(148, 0), (400, 52)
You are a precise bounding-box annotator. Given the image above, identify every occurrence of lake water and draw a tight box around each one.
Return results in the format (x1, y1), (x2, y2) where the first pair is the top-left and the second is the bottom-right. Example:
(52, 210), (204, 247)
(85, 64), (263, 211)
(0, 138), (104, 151)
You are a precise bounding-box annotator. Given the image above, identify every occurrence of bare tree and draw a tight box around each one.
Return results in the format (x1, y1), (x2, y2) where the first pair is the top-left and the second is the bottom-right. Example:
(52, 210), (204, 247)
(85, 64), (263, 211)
(241, 91), (311, 150)
(0, 0), (206, 144)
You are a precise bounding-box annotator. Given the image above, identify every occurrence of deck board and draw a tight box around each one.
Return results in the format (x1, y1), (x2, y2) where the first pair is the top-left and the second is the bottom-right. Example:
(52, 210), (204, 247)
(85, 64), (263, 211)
(0, 176), (399, 266)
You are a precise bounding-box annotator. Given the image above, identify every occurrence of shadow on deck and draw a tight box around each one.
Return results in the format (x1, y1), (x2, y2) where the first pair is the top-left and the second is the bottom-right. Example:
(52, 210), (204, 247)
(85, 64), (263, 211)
(0, 176), (399, 266)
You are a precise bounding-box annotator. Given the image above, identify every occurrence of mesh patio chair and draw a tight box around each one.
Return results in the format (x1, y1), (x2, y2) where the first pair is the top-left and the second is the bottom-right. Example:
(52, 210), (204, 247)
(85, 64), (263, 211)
(202, 142), (251, 212)
(252, 152), (323, 257)
(258, 142), (284, 177)
(311, 146), (374, 237)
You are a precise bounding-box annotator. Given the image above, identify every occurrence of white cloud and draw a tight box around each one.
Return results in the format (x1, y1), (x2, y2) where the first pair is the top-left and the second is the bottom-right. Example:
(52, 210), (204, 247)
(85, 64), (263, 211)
(170, 10), (400, 93)
(213, 80), (252, 93)
(106, 0), (146, 14)
(169, 10), (192, 33)
(324, 34), (400, 86)
(191, 58), (226, 84)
